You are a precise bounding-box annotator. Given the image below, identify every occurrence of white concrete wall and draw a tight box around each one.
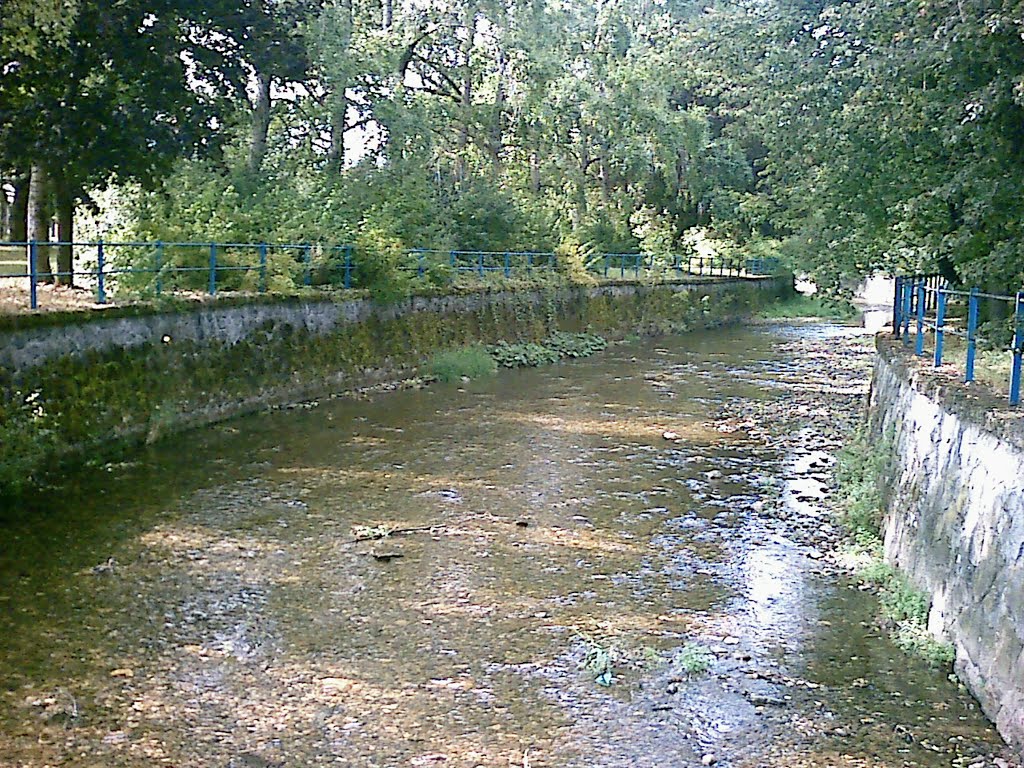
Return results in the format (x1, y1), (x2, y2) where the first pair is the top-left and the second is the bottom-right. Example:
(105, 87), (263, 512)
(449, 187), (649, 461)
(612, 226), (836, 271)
(870, 343), (1024, 749)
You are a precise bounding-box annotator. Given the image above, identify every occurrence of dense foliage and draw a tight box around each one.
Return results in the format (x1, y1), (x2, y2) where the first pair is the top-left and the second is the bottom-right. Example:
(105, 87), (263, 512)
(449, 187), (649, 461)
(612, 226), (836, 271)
(3, 0), (1023, 291)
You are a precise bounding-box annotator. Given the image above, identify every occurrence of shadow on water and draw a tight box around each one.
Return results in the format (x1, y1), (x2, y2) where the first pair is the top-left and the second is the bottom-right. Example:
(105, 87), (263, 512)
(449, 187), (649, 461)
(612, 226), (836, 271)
(0, 326), (1010, 767)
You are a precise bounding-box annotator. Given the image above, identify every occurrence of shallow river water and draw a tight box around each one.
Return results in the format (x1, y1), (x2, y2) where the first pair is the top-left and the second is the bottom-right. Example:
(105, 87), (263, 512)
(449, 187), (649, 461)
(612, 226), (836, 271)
(0, 324), (1015, 767)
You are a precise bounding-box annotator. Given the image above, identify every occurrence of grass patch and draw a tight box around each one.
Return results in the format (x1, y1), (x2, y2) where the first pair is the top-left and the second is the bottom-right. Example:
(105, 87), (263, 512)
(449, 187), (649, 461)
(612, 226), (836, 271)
(759, 293), (856, 320)
(424, 345), (498, 382)
(856, 560), (955, 667)
(672, 643), (714, 675)
(834, 426), (895, 543)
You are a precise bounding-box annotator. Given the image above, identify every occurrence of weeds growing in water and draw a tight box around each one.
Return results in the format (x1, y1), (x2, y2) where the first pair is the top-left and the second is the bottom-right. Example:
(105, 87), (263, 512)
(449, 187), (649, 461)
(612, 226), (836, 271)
(673, 643), (714, 675)
(426, 333), (607, 382)
(857, 560), (956, 667)
(835, 426), (895, 544)
(425, 345), (498, 382)
(488, 332), (607, 368)
(577, 635), (620, 687)
(836, 426), (955, 667)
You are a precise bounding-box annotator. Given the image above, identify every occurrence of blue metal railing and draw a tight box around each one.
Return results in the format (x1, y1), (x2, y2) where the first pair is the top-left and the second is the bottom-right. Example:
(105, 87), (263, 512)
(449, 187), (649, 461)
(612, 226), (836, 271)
(893, 274), (1024, 406)
(0, 240), (784, 311)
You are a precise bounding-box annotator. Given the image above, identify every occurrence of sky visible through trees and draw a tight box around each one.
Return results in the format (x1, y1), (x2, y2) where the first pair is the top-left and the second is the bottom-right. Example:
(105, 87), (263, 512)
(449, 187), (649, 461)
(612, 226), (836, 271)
(2, 0), (1023, 292)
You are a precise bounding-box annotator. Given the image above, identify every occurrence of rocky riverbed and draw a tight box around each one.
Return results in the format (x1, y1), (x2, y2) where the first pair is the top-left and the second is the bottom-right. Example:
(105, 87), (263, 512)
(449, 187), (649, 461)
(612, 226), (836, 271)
(0, 322), (1017, 767)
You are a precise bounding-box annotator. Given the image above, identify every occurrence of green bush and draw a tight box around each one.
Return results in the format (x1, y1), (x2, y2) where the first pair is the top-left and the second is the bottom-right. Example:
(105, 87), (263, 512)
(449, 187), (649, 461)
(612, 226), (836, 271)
(425, 346), (498, 383)
(488, 332), (607, 368)
(353, 225), (413, 303)
(856, 561), (955, 668)
(838, 427), (952, 667)
(554, 237), (598, 285)
(759, 293), (856, 320)
(0, 393), (59, 497)
(424, 262), (455, 288)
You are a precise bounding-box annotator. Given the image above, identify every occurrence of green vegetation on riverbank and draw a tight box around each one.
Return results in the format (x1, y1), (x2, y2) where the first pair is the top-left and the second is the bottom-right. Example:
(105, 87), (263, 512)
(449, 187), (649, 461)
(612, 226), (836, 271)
(758, 294), (857, 321)
(835, 427), (955, 667)
(488, 332), (607, 369)
(425, 346), (498, 383)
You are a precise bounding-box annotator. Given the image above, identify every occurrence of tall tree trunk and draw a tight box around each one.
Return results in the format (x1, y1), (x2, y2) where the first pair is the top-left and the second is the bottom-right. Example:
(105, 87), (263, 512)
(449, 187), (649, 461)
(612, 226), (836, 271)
(248, 71), (272, 174)
(382, 0), (393, 29)
(529, 152), (541, 194)
(54, 174), (74, 286)
(572, 142), (589, 230)
(327, 0), (354, 172)
(10, 172), (28, 242)
(27, 164), (53, 282)
(327, 94), (348, 170)
(488, 48), (507, 180)
(0, 183), (8, 240)
(598, 149), (612, 207)
(454, 5), (476, 186)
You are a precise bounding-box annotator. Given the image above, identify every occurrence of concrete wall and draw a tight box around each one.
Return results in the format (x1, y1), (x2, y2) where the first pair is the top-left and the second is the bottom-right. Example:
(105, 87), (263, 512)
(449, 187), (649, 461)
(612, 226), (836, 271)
(1, 279), (780, 377)
(870, 338), (1024, 749)
(0, 277), (789, 493)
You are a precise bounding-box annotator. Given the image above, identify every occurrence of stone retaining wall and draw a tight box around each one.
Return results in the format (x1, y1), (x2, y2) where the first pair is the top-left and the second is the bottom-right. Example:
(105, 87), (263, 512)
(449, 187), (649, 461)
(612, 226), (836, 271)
(0, 277), (789, 493)
(870, 339), (1024, 750)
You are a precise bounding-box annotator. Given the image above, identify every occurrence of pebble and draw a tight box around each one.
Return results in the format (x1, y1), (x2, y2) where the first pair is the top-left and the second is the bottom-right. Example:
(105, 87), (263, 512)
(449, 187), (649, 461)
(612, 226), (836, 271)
(701, 754), (717, 766)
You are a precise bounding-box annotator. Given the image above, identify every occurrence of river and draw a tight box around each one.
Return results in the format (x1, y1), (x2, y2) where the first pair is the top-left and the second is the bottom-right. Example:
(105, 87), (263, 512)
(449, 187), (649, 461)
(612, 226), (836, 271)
(0, 322), (1015, 767)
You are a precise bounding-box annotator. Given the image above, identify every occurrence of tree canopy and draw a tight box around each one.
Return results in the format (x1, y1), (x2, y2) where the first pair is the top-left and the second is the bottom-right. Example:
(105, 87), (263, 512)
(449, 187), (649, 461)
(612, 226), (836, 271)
(2, 0), (1022, 291)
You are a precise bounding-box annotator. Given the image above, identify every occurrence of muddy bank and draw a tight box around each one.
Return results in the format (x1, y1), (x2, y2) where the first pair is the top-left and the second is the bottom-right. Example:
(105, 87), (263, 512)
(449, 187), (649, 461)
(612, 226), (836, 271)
(0, 323), (1016, 767)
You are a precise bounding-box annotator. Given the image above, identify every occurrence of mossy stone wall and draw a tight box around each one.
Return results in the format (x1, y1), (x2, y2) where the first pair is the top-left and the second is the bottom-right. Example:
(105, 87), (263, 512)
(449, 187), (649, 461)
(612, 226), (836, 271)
(0, 277), (789, 493)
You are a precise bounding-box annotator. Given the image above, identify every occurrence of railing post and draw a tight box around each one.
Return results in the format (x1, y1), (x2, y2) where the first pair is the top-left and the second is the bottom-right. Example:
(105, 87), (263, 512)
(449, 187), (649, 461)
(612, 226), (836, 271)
(208, 242), (217, 295)
(1010, 291), (1024, 406)
(893, 276), (903, 338)
(915, 279), (926, 355)
(620, 254), (625, 278)
(528, 252), (533, 276)
(504, 251), (510, 278)
(902, 278), (913, 342)
(303, 246), (312, 286)
(344, 246), (352, 289)
(603, 253), (608, 277)
(965, 287), (979, 382)
(155, 241), (164, 296)
(933, 287), (946, 367)
(449, 250), (456, 271)
(417, 249), (425, 278)
(28, 240), (38, 310)
(259, 243), (268, 293)
(478, 251), (484, 277)
(96, 238), (106, 304)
